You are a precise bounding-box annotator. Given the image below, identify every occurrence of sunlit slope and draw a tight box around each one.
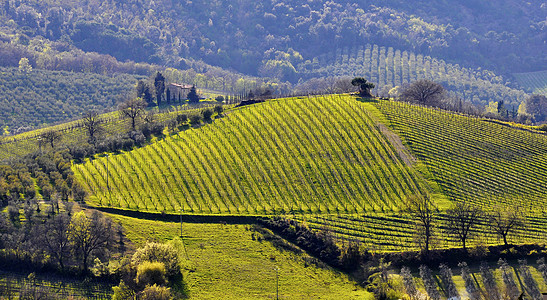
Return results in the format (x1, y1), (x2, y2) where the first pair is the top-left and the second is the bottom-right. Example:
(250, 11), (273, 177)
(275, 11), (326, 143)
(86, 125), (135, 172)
(73, 95), (427, 214)
(375, 100), (547, 211)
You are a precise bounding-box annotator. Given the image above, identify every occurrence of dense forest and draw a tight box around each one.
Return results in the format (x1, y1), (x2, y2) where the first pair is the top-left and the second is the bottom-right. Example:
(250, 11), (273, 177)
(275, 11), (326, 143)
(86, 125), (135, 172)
(0, 0), (544, 78)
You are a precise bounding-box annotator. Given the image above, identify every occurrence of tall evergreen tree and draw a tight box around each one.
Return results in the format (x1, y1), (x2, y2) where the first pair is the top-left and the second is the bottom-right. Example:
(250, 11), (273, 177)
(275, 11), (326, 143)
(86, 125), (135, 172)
(154, 72), (165, 106)
(165, 88), (171, 104)
(136, 80), (154, 107)
(187, 85), (199, 103)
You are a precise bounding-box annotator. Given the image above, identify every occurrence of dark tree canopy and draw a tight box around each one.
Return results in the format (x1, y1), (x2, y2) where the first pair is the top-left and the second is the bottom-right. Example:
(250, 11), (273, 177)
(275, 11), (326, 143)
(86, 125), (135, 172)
(154, 72), (165, 106)
(400, 79), (446, 106)
(187, 85), (200, 103)
(136, 80), (154, 107)
(351, 77), (375, 97)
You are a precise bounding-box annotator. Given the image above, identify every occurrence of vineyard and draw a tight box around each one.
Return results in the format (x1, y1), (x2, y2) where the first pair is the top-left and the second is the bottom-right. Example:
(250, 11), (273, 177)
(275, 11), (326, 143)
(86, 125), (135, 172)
(513, 70), (547, 96)
(71, 95), (547, 251)
(73, 95), (428, 215)
(299, 45), (527, 107)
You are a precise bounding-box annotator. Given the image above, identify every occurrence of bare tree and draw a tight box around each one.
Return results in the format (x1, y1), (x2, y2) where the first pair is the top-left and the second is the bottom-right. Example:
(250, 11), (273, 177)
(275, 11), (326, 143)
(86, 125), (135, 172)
(400, 79), (446, 106)
(406, 194), (436, 254)
(119, 98), (147, 131)
(82, 111), (104, 144)
(489, 207), (524, 247)
(39, 130), (62, 149)
(69, 210), (113, 274)
(333, 77), (358, 93)
(40, 213), (71, 271)
(445, 202), (483, 251)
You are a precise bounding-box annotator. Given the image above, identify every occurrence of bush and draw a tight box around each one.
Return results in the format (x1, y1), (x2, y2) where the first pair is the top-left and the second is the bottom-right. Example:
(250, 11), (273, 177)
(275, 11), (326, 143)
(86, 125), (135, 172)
(189, 114), (202, 126)
(151, 122), (165, 136)
(139, 284), (172, 300)
(201, 108), (213, 121)
(215, 95), (224, 102)
(136, 261), (167, 286)
(214, 105), (224, 116)
(176, 114), (188, 124)
(132, 242), (180, 277)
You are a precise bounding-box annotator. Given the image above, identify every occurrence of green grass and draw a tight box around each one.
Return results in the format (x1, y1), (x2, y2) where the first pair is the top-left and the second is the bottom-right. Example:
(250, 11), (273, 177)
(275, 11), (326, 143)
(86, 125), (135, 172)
(74, 95), (428, 215)
(513, 70), (547, 96)
(109, 214), (369, 299)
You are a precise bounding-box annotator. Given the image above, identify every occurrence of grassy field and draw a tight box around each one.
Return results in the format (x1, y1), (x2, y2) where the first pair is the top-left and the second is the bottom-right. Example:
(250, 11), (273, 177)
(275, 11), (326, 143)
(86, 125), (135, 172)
(109, 213), (370, 299)
(513, 70), (547, 96)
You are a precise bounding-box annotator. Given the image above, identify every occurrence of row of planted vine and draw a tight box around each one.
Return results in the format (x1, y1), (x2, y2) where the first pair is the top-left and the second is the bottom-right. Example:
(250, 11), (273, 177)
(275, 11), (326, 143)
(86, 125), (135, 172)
(374, 99), (547, 213)
(300, 44), (527, 106)
(73, 95), (428, 215)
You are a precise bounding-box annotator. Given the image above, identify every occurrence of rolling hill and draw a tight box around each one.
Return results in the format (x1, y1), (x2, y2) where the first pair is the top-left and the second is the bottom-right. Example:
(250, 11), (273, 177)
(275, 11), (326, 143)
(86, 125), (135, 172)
(73, 95), (429, 215)
(71, 95), (547, 251)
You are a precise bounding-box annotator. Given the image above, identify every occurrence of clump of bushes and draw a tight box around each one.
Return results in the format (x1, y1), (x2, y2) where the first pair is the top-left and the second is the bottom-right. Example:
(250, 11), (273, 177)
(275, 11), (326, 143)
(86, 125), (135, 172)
(112, 239), (188, 300)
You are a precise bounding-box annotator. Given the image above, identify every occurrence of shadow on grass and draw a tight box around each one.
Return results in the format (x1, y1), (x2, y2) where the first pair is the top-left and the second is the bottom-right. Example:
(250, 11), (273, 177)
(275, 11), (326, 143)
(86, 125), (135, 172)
(355, 97), (379, 103)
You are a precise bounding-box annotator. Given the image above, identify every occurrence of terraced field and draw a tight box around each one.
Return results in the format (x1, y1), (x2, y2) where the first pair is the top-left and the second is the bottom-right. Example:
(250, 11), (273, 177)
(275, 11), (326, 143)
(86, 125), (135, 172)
(73, 95), (428, 215)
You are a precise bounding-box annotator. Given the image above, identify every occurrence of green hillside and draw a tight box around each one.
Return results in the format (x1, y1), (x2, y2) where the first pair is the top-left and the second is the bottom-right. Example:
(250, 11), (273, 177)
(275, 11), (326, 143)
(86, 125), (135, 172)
(73, 95), (428, 214)
(299, 45), (527, 107)
(514, 70), (547, 96)
(71, 95), (547, 252)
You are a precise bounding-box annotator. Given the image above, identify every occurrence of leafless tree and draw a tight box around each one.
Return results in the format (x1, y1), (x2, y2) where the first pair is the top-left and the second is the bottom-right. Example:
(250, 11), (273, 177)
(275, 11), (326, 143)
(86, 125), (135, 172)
(406, 194), (436, 254)
(489, 207), (524, 247)
(445, 202), (483, 251)
(119, 98), (147, 131)
(40, 213), (71, 271)
(69, 210), (113, 273)
(400, 79), (446, 106)
(39, 130), (62, 149)
(82, 111), (104, 144)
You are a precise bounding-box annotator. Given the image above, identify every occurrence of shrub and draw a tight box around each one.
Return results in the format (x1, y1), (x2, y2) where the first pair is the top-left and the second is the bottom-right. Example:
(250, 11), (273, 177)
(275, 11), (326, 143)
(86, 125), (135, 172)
(189, 114), (202, 126)
(215, 95), (224, 103)
(201, 108), (213, 121)
(176, 114), (188, 124)
(132, 242), (180, 277)
(150, 122), (165, 136)
(136, 261), (167, 286)
(213, 105), (224, 116)
(139, 284), (172, 300)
